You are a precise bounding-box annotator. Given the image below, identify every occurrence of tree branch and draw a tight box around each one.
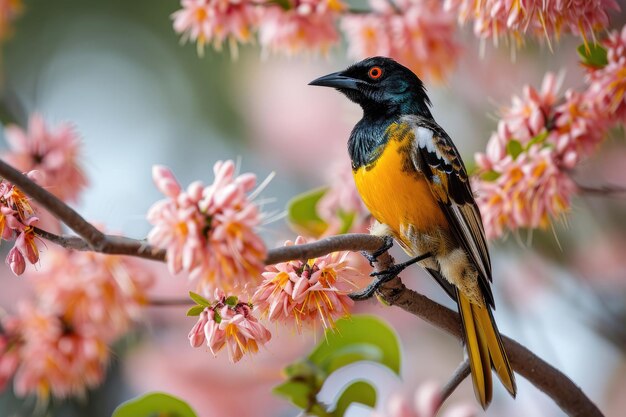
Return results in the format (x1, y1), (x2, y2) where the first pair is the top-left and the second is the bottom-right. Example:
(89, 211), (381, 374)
(0, 159), (107, 248)
(373, 276), (603, 417)
(440, 360), (471, 407)
(33, 227), (166, 261)
(0, 160), (604, 417)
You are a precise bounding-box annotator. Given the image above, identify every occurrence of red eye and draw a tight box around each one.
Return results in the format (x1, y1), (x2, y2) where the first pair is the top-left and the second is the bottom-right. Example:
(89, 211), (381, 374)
(368, 66), (383, 80)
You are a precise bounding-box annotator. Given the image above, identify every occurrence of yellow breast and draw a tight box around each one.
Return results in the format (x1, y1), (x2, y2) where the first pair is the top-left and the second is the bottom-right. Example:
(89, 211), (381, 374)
(353, 131), (447, 241)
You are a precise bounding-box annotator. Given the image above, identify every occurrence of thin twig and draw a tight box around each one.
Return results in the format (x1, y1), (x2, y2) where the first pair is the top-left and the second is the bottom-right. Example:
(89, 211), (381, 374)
(440, 360), (471, 406)
(0, 160), (604, 417)
(33, 227), (165, 262)
(148, 298), (194, 306)
(577, 183), (626, 196)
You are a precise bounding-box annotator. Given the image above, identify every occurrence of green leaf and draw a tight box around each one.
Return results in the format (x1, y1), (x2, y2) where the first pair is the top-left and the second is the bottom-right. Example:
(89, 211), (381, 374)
(526, 131), (549, 149)
(186, 305), (205, 317)
(225, 296), (238, 306)
(273, 381), (331, 417)
(578, 42), (608, 69)
(480, 170), (501, 181)
(506, 139), (523, 159)
(308, 315), (401, 375)
(268, 0), (292, 10)
(332, 381), (377, 417)
(337, 210), (356, 234)
(287, 187), (329, 238)
(112, 392), (198, 417)
(188, 291), (211, 307)
(273, 381), (313, 410)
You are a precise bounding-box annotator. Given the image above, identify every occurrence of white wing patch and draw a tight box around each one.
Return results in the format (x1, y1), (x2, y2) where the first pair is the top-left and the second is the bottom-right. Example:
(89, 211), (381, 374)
(415, 126), (452, 170)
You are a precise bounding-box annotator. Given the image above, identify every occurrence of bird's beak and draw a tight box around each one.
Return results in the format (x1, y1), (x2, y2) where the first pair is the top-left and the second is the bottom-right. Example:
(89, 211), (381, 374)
(309, 71), (360, 90)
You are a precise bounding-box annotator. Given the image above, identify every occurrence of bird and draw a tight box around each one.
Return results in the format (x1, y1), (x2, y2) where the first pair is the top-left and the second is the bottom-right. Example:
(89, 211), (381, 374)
(309, 57), (516, 409)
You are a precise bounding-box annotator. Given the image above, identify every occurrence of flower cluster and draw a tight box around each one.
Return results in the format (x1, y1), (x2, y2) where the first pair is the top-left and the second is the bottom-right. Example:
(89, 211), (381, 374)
(0, 173), (41, 275)
(585, 25), (626, 124)
(172, 0), (344, 57)
(5, 304), (109, 401)
(171, 0), (258, 56)
(0, 246), (155, 401)
(474, 70), (611, 239)
(3, 113), (88, 203)
(258, 0), (344, 56)
(147, 161), (266, 293)
(31, 247), (155, 341)
(253, 236), (361, 331)
(187, 289), (271, 363)
(444, 0), (619, 45)
(342, 0), (460, 82)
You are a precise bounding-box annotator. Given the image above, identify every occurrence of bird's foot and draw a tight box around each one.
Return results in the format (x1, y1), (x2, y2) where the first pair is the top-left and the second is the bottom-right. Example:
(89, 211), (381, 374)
(361, 235), (394, 267)
(349, 273), (397, 300)
(349, 252), (432, 301)
(370, 252), (432, 279)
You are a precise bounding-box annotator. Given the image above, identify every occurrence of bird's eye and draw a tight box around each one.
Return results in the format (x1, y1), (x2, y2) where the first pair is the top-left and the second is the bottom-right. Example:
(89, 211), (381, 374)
(368, 66), (383, 80)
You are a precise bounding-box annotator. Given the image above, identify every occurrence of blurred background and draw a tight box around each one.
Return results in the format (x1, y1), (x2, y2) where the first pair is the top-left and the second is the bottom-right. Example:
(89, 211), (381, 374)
(0, 0), (626, 416)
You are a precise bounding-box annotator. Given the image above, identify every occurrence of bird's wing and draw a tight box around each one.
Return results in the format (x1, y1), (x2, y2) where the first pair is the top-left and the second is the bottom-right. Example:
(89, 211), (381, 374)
(402, 115), (494, 307)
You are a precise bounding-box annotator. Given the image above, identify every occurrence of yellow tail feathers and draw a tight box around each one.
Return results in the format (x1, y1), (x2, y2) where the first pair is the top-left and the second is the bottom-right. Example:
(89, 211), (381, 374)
(457, 290), (517, 409)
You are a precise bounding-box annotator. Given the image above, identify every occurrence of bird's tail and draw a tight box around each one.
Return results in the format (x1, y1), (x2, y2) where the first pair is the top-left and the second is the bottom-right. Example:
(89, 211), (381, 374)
(457, 289), (517, 409)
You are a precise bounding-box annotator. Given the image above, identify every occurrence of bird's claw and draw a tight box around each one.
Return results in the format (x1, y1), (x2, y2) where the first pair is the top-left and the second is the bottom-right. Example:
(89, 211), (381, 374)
(350, 252), (432, 301)
(349, 273), (396, 300)
(370, 252), (433, 278)
(361, 236), (394, 267)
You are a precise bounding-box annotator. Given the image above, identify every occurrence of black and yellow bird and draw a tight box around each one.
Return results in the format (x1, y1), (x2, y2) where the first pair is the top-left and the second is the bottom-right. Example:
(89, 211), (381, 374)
(310, 57), (516, 408)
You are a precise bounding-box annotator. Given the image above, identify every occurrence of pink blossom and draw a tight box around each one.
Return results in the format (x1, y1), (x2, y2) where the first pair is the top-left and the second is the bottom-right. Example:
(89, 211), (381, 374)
(0, 176), (41, 275)
(473, 72), (611, 238)
(188, 309), (209, 347)
(552, 89), (607, 169)
(253, 236), (361, 330)
(341, 14), (391, 59)
(498, 72), (561, 146)
(29, 246), (155, 342)
(3, 113), (88, 203)
(444, 0), (619, 44)
(258, 0), (344, 56)
(9, 304), (109, 401)
(585, 25), (626, 124)
(147, 160), (267, 292)
(341, 0), (460, 82)
(6, 247), (25, 275)
(372, 381), (477, 417)
(474, 146), (577, 239)
(188, 289), (271, 362)
(171, 0), (258, 56)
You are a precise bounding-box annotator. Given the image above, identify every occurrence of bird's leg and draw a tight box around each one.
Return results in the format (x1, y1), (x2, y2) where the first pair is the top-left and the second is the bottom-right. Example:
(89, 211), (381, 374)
(350, 252), (433, 301)
(361, 235), (394, 267)
(370, 252), (432, 278)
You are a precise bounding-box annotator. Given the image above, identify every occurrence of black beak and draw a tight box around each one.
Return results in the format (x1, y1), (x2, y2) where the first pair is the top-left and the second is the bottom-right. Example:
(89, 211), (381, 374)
(309, 71), (360, 90)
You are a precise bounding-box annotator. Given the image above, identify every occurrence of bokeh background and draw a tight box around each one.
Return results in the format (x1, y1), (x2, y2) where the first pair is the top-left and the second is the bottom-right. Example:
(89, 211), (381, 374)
(1, 0), (626, 416)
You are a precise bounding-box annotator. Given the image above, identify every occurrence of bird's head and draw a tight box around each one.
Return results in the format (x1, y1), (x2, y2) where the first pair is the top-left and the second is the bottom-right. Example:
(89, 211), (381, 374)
(309, 57), (432, 118)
